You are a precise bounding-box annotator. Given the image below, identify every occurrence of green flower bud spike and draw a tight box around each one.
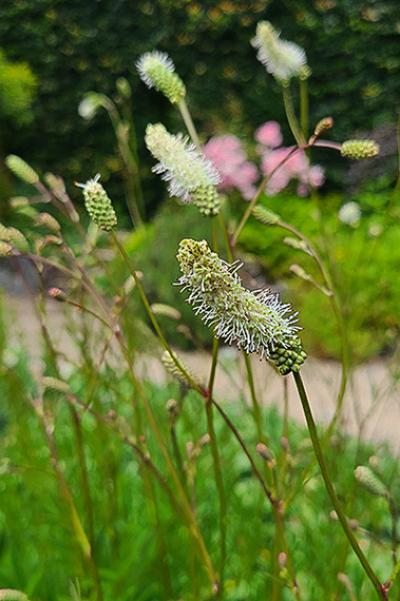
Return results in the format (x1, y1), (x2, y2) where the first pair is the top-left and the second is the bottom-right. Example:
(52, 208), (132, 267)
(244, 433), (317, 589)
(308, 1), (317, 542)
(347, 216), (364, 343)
(252, 205), (280, 226)
(76, 175), (117, 231)
(341, 140), (379, 160)
(5, 155), (39, 185)
(176, 239), (306, 375)
(0, 224), (29, 253)
(161, 350), (202, 389)
(137, 50), (186, 104)
(354, 466), (388, 498)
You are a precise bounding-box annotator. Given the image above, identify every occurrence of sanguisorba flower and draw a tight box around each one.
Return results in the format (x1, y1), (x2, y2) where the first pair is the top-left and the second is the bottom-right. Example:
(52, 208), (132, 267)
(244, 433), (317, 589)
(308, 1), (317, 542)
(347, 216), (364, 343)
(251, 21), (307, 82)
(176, 239), (307, 374)
(5, 154), (39, 185)
(340, 139), (379, 160)
(77, 174), (117, 231)
(145, 123), (221, 216)
(136, 50), (186, 104)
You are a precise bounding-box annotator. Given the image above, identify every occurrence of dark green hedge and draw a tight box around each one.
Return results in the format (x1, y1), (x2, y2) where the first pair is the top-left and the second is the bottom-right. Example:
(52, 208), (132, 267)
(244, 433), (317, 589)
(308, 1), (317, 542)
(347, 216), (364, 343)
(0, 0), (399, 212)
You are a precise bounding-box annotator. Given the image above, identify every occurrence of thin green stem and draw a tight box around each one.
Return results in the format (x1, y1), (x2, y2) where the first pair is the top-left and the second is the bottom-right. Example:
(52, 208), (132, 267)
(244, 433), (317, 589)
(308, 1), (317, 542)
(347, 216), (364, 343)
(292, 371), (385, 600)
(299, 79), (309, 140)
(282, 85), (305, 147)
(243, 354), (263, 443)
(207, 339), (227, 596)
(178, 99), (201, 149)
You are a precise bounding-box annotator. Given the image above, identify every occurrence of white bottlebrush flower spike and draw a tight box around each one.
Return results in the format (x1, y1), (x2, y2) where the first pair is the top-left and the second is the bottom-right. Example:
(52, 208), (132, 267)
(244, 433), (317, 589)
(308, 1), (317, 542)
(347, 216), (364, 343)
(251, 21), (307, 81)
(145, 123), (221, 215)
(136, 50), (186, 104)
(176, 239), (306, 374)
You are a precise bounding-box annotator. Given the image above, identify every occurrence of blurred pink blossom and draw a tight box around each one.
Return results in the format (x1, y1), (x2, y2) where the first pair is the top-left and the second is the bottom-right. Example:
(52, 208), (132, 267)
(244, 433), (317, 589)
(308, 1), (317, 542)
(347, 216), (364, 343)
(308, 165), (325, 188)
(261, 146), (325, 195)
(204, 135), (259, 200)
(255, 121), (283, 148)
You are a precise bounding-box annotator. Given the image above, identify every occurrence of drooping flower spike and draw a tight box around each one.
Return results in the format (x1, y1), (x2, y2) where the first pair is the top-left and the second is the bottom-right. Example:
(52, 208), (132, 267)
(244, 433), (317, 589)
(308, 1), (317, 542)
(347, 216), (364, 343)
(176, 239), (307, 374)
(145, 123), (221, 216)
(76, 175), (117, 231)
(251, 21), (308, 82)
(136, 50), (186, 104)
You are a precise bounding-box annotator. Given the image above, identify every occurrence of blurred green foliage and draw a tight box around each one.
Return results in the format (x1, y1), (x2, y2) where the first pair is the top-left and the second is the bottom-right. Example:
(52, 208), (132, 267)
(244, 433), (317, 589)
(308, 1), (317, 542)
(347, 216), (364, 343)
(1, 333), (399, 600)
(240, 185), (400, 362)
(0, 50), (37, 126)
(0, 0), (399, 213)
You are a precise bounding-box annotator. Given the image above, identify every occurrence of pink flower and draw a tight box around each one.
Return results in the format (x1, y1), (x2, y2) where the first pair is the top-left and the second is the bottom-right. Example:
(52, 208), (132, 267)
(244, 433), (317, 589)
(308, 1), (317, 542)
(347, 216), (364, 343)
(261, 146), (325, 196)
(255, 121), (283, 148)
(308, 165), (325, 188)
(204, 135), (259, 200)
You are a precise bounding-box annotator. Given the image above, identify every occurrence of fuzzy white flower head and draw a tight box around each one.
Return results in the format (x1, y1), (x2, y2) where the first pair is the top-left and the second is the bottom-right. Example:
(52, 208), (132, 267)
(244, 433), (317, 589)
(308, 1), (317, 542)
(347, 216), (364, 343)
(177, 239), (306, 373)
(136, 50), (186, 104)
(338, 202), (361, 227)
(251, 21), (307, 81)
(145, 123), (221, 215)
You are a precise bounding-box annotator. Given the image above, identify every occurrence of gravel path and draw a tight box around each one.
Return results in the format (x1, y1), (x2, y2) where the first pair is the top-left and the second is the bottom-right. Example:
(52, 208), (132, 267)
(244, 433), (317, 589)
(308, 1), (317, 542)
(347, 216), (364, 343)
(3, 291), (400, 453)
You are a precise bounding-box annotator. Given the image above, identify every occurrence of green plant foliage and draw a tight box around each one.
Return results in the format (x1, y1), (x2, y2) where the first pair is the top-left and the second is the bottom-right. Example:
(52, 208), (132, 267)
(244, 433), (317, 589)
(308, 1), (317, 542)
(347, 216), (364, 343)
(0, 50), (37, 125)
(0, 340), (399, 600)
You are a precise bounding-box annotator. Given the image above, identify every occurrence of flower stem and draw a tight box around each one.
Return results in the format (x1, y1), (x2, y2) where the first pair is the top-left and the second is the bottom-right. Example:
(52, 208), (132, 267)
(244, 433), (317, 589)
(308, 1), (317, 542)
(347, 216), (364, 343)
(299, 78), (309, 140)
(292, 371), (385, 600)
(178, 99), (201, 149)
(282, 85), (305, 147)
(207, 338), (227, 596)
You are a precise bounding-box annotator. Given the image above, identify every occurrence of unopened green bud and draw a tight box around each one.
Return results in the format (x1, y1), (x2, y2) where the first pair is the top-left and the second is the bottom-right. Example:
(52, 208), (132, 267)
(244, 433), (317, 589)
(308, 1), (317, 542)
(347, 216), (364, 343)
(354, 466), (388, 498)
(313, 117), (334, 137)
(137, 51), (186, 104)
(161, 350), (202, 389)
(269, 337), (307, 375)
(0, 224), (29, 252)
(283, 236), (311, 255)
(77, 175), (117, 231)
(252, 205), (280, 225)
(341, 140), (379, 160)
(5, 155), (39, 185)
(191, 185), (220, 216)
(36, 212), (61, 233)
(116, 77), (132, 98)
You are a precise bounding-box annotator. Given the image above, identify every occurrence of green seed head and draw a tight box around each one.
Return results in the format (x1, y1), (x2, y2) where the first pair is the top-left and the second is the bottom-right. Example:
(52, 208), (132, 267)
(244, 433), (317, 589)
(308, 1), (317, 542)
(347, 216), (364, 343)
(137, 51), (186, 104)
(0, 224), (29, 253)
(252, 205), (280, 226)
(354, 466), (388, 498)
(77, 175), (117, 231)
(269, 336), (307, 375)
(191, 185), (221, 216)
(341, 140), (379, 160)
(5, 155), (39, 185)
